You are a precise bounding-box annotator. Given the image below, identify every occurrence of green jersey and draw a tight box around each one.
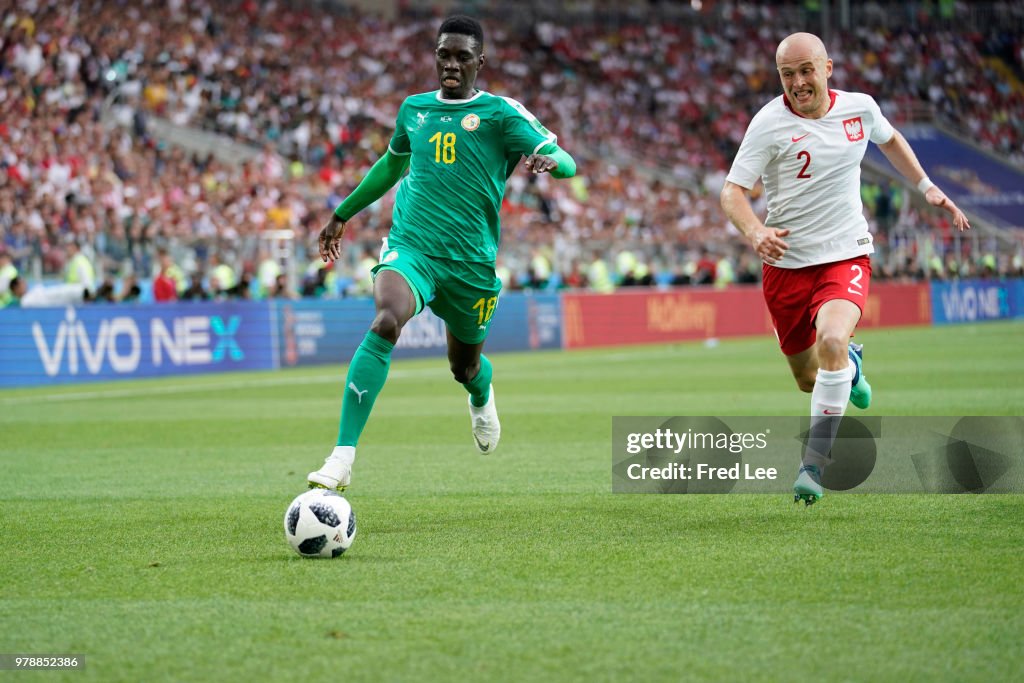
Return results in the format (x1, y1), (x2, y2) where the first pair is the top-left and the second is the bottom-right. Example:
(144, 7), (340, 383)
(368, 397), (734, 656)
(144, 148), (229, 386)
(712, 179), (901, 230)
(387, 90), (557, 263)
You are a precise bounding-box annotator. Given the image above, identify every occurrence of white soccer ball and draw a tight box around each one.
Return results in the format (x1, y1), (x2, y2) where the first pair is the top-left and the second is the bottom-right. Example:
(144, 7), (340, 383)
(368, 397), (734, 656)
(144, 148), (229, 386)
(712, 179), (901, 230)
(283, 489), (357, 558)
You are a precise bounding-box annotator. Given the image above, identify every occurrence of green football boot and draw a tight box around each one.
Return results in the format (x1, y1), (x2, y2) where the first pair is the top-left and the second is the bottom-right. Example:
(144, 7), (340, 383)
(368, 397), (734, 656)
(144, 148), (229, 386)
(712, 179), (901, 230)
(848, 342), (872, 410)
(793, 464), (823, 506)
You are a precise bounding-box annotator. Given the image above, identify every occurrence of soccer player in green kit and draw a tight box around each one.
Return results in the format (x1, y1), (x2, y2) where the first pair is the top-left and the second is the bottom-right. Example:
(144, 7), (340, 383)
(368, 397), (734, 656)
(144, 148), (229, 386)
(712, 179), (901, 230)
(309, 15), (577, 491)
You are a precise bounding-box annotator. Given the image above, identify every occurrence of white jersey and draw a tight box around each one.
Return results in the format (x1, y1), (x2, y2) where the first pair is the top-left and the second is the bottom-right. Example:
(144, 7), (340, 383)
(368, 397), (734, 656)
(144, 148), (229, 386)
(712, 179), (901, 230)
(726, 89), (895, 268)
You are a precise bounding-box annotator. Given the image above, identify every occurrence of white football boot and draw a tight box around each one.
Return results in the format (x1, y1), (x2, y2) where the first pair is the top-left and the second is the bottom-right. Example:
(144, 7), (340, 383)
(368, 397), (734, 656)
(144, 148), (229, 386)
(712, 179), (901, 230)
(469, 385), (501, 454)
(307, 446), (354, 491)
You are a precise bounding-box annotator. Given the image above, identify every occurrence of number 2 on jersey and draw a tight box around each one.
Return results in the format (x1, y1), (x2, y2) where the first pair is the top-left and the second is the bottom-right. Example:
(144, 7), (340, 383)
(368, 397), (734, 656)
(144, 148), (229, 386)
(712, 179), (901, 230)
(429, 132), (456, 164)
(796, 150), (812, 179)
(473, 296), (497, 325)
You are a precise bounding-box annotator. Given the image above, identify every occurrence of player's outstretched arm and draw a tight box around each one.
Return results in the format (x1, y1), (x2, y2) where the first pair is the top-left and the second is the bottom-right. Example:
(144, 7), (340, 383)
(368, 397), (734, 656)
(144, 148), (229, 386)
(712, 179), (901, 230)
(526, 144), (576, 179)
(878, 131), (970, 232)
(319, 151), (411, 262)
(720, 181), (790, 265)
(333, 151), (410, 222)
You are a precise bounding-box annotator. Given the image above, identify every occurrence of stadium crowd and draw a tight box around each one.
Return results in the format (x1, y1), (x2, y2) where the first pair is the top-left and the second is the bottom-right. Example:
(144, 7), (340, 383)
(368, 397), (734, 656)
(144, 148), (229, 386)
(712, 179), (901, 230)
(1, 0), (1023, 306)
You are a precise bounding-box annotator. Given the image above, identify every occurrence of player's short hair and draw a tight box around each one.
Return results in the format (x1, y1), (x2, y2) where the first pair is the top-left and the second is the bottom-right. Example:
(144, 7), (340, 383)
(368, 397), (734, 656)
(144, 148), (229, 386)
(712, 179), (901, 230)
(437, 15), (484, 51)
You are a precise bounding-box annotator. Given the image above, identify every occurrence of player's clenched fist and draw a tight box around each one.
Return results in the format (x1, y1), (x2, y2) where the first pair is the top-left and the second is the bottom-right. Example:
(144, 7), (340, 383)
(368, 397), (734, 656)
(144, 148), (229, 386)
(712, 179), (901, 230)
(319, 216), (346, 262)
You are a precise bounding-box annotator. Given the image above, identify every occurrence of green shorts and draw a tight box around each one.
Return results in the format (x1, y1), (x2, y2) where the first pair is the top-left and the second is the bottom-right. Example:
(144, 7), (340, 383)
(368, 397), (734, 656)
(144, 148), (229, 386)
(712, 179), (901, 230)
(372, 239), (502, 345)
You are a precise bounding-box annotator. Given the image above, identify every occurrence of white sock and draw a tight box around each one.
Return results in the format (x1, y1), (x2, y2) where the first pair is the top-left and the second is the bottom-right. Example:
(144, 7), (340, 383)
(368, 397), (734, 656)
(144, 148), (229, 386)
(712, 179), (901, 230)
(326, 445), (355, 467)
(803, 364), (854, 470)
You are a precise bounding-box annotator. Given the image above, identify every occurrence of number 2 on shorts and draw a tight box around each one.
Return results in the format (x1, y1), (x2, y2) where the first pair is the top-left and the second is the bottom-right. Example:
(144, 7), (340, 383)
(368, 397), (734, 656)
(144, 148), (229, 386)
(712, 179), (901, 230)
(848, 264), (864, 296)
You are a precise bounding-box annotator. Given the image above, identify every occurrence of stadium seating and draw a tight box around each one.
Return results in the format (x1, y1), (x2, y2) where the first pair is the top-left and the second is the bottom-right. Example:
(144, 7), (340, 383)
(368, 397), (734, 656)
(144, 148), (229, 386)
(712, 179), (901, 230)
(1, 0), (1022, 300)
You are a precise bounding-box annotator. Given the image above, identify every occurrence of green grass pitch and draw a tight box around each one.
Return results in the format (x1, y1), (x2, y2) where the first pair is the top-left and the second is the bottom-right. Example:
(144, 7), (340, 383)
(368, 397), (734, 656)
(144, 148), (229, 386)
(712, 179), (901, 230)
(1, 321), (1022, 682)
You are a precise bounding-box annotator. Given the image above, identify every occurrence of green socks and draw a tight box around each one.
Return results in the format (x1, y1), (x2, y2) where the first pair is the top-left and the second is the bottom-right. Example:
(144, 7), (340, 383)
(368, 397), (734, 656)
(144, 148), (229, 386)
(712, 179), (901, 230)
(337, 335), (491, 445)
(337, 331), (394, 446)
(463, 354), (492, 408)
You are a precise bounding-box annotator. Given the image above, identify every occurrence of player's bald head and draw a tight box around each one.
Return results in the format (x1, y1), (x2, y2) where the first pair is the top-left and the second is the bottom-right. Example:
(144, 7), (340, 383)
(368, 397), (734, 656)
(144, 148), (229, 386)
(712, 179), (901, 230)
(776, 32), (829, 68)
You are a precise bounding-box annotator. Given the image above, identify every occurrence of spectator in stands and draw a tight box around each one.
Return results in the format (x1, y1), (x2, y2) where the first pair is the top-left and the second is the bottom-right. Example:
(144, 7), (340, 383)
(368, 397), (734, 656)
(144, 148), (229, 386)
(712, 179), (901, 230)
(270, 273), (297, 300)
(0, 249), (17, 306)
(3, 275), (26, 308)
(154, 248), (186, 295)
(90, 278), (119, 303)
(225, 272), (253, 300)
(0, 0), (1017, 296)
(257, 251), (283, 299)
(64, 241), (96, 299)
(301, 264), (333, 299)
(586, 253), (614, 293)
(181, 273), (210, 302)
(120, 274), (142, 303)
(693, 249), (718, 286)
(153, 265), (179, 303)
(208, 253), (237, 299)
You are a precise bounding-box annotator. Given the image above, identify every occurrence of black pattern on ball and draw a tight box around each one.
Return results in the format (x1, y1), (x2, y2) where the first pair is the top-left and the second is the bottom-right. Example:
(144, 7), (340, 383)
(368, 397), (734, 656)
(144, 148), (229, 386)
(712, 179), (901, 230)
(331, 547), (347, 558)
(347, 510), (357, 537)
(298, 535), (327, 555)
(286, 504), (301, 536)
(309, 501), (341, 527)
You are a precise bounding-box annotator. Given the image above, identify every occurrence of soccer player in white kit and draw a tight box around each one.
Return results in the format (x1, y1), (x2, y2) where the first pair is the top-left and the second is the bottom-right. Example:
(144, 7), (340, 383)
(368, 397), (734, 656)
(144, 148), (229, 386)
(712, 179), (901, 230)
(721, 32), (970, 505)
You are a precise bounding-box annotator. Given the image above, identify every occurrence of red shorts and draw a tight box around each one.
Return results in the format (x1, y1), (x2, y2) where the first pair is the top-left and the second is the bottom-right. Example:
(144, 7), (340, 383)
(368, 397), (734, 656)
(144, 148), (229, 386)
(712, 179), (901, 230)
(761, 255), (871, 356)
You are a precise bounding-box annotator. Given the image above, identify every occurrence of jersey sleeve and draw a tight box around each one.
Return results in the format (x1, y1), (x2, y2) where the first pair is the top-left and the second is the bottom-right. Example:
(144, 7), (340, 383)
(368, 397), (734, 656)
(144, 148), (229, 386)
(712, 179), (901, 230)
(387, 99), (412, 156)
(499, 96), (557, 156)
(725, 105), (779, 190)
(865, 95), (896, 145)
